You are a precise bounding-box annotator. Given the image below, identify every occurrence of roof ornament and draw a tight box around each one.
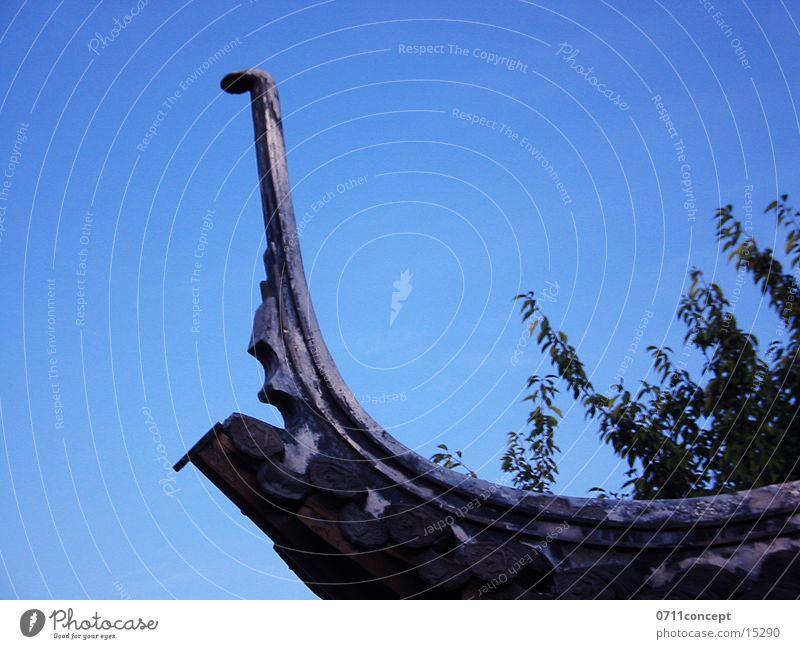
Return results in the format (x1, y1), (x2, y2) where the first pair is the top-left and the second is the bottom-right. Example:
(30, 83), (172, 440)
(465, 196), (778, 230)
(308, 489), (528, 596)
(175, 69), (800, 599)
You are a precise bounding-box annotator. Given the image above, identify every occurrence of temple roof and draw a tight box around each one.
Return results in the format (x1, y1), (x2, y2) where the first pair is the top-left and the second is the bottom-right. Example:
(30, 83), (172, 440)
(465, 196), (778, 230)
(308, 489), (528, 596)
(175, 69), (800, 599)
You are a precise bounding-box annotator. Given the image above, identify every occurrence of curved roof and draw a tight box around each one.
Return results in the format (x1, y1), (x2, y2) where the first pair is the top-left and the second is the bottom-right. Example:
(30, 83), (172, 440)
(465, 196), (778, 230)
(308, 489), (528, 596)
(175, 69), (800, 599)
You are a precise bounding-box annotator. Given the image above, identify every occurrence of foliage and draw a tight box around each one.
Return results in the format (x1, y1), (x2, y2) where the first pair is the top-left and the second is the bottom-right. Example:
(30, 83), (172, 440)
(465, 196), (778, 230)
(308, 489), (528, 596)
(433, 196), (800, 499)
(430, 444), (477, 478)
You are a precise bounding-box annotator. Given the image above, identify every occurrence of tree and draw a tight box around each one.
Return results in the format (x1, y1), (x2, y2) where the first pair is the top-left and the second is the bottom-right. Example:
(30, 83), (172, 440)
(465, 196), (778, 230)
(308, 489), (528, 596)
(433, 196), (800, 499)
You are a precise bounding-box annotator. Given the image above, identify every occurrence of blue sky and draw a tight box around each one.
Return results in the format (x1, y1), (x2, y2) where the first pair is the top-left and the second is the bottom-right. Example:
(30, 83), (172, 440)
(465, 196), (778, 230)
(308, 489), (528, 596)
(1, 0), (798, 599)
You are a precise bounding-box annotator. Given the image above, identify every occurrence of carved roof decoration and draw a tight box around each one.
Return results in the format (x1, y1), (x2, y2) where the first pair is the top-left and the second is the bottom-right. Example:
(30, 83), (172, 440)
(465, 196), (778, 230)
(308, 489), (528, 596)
(174, 69), (800, 599)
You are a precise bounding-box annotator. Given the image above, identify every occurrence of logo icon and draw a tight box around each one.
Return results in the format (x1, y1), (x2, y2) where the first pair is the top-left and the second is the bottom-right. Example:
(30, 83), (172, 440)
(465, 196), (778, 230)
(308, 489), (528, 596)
(390, 269), (413, 326)
(20, 609), (45, 637)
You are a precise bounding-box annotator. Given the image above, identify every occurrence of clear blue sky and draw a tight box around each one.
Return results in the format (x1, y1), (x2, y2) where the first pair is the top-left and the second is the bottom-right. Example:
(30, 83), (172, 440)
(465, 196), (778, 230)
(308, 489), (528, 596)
(1, 0), (798, 599)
